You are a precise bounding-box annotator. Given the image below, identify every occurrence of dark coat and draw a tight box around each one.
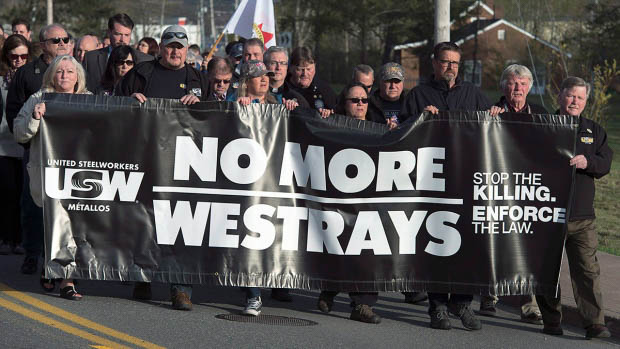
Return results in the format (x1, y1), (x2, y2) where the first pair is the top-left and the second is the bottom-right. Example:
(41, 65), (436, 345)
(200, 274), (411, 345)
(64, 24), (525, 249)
(269, 81), (310, 108)
(366, 88), (408, 124)
(399, 76), (492, 122)
(116, 60), (209, 100)
(564, 114), (613, 221)
(288, 77), (337, 110)
(5, 55), (48, 135)
(83, 47), (153, 92)
(494, 96), (548, 114)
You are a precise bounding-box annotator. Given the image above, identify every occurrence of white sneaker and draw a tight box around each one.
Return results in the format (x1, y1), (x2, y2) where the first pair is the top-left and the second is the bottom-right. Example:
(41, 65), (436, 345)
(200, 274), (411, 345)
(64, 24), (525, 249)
(242, 297), (262, 316)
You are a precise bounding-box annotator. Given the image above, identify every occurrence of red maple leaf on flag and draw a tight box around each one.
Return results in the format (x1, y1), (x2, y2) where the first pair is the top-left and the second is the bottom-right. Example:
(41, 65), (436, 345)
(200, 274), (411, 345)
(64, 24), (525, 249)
(257, 23), (274, 48)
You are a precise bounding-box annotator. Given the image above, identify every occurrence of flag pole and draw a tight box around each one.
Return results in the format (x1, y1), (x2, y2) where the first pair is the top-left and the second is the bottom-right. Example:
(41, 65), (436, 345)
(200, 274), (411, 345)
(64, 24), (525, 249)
(206, 32), (225, 61)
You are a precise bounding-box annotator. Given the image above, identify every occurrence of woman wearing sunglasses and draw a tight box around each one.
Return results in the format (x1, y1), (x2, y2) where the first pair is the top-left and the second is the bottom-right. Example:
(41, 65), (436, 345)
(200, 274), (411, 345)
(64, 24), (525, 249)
(13, 55), (91, 301)
(96, 45), (138, 95)
(315, 82), (382, 324)
(0, 34), (32, 255)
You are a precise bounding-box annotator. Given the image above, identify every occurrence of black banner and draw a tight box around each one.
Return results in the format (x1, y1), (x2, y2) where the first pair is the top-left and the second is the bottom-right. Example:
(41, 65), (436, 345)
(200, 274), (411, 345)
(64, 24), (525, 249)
(39, 94), (577, 296)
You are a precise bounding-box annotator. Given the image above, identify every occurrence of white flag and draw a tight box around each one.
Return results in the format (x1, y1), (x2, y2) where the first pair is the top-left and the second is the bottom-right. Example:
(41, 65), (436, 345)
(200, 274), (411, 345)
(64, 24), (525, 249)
(223, 0), (276, 48)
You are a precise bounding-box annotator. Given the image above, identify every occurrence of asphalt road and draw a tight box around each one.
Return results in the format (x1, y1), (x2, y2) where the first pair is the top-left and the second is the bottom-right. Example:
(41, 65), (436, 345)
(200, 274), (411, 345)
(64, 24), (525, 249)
(0, 254), (618, 348)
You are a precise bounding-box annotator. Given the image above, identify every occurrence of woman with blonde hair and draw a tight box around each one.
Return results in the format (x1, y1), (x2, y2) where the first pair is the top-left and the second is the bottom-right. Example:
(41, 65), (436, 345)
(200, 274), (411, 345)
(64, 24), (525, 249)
(13, 54), (91, 301)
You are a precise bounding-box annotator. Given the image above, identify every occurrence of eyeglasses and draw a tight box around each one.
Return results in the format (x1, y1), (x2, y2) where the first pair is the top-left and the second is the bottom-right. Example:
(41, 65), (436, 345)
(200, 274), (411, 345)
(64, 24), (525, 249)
(115, 60), (134, 66)
(346, 98), (369, 104)
(213, 79), (231, 84)
(9, 53), (28, 60)
(361, 84), (373, 91)
(162, 32), (188, 40)
(45, 36), (70, 44)
(437, 59), (460, 67)
(267, 61), (288, 67)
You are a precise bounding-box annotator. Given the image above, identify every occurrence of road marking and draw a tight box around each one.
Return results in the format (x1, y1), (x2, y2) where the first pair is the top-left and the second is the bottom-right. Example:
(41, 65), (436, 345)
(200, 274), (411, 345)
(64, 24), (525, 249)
(0, 297), (130, 349)
(0, 282), (165, 349)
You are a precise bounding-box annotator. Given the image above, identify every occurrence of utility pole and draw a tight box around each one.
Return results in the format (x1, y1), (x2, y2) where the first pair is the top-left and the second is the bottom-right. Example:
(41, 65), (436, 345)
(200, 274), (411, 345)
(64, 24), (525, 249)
(199, 0), (205, 49)
(160, 0), (166, 28)
(210, 0), (216, 41)
(47, 0), (53, 24)
(434, 0), (450, 44)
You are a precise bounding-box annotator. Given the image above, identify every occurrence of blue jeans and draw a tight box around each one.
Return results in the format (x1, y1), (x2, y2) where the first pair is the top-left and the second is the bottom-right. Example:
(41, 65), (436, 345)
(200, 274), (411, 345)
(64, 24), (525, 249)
(244, 287), (260, 299)
(20, 151), (44, 258)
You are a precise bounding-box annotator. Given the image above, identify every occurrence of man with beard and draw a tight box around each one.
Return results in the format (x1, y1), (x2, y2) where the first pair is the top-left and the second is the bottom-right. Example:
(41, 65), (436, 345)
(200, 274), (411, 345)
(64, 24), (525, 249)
(117, 25), (209, 311)
(399, 42), (490, 123)
(400, 42), (490, 331)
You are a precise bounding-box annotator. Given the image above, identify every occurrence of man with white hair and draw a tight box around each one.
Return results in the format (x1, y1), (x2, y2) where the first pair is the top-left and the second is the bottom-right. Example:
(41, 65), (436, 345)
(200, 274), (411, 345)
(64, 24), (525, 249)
(481, 64), (546, 324)
(535, 77), (612, 339)
(488, 64), (547, 116)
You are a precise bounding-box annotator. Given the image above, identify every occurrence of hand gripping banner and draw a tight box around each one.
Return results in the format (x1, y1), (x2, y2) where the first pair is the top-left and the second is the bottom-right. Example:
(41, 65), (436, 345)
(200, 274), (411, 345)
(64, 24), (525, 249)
(38, 94), (577, 296)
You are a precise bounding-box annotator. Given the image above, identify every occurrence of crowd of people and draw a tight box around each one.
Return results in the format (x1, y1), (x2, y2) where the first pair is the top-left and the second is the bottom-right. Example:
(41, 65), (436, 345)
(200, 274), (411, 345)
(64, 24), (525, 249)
(0, 13), (612, 339)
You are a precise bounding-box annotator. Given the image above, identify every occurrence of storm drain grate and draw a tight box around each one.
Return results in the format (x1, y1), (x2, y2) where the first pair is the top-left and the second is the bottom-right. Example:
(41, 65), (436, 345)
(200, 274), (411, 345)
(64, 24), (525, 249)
(215, 314), (318, 326)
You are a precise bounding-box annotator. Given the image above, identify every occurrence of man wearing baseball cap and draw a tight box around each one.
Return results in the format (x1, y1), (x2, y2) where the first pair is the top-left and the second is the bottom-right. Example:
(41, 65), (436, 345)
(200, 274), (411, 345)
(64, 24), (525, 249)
(118, 25), (208, 103)
(366, 62), (407, 129)
(116, 24), (209, 312)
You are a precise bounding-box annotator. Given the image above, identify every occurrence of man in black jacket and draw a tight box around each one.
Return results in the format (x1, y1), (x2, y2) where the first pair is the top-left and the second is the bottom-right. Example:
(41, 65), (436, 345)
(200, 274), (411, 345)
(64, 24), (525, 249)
(205, 56), (234, 101)
(480, 64), (546, 324)
(117, 25), (208, 311)
(83, 14), (153, 92)
(400, 42), (491, 331)
(399, 42), (490, 123)
(287, 46), (336, 117)
(536, 77), (612, 339)
(5, 23), (72, 275)
(264, 46), (309, 109)
(366, 62), (407, 128)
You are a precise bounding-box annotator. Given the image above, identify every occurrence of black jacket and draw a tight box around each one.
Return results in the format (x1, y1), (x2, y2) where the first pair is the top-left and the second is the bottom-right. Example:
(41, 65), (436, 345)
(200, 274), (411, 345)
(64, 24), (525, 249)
(5, 55), (48, 133)
(366, 88), (408, 124)
(83, 47), (153, 92)
(399, 76), (491, 122)
(270, 81), (310, 108)
(116, 60), (209, 100)
(288, 77), (337, 111)
(565, 114), (613, 221)
(494, 96), (548, 114)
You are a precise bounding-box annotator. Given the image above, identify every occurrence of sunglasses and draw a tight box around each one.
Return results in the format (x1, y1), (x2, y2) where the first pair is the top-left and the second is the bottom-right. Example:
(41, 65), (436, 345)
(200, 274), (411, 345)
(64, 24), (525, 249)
(115, 60), (134, 66)
(45, 36), (70, 44)
(346, 98), (369, 104)
(213, 79), (231, 84)
(9, 53), (28, 60)
(162, 32), (188, 40)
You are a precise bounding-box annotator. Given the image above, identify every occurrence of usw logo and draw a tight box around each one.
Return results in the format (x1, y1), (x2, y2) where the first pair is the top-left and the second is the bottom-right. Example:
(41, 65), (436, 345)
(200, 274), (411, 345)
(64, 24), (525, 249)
(45, 168), (144, 202)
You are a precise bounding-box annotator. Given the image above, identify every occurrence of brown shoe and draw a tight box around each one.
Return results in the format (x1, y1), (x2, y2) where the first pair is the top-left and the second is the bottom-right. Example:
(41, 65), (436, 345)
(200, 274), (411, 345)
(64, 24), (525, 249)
(350, 304), (381, 324)
(171, 291), (192, 311)
(585, 324), (611, 339)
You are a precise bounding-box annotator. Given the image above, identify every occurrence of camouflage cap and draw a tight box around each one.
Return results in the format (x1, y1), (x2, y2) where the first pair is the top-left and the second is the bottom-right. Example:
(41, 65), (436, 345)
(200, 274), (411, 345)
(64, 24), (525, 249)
(380, 62), (405, 81)
(240, 60), (274, 78)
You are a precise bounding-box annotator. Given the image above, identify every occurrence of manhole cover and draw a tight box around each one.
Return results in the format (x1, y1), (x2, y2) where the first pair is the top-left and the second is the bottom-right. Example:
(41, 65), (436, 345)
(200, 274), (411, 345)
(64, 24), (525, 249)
(215, 314), (318, 326)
